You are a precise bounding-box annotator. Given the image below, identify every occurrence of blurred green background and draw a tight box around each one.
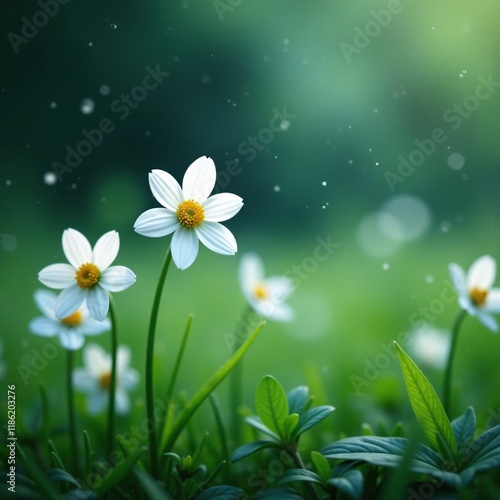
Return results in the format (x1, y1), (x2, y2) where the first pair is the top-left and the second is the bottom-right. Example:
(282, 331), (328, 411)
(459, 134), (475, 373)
(1, 0), (500, 443)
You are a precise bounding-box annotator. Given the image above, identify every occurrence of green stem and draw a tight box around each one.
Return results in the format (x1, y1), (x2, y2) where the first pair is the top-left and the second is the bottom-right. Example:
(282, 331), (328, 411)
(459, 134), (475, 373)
(159, 314), (193, 449)
(146, 248), (172, 478)
(67, 350), (78, 475)
(443, 309), (467, 416)
(107, 295), (118, 459)
(287, 445), (321, 500)
(229, 306), (254, 446)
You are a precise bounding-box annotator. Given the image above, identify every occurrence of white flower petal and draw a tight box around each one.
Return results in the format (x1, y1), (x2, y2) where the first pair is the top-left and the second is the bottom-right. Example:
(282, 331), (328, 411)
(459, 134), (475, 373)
(449, 263), (467, 296)
(29, 317), (60, 337)
(134, 208), (180, 237)
(203, 193), (243, 222)
(171, 227), (199, 270)
(86, 286), (109, 321)
(59, 331), (85, 350)
(81, 317), (111, 335)
(149, 169), (183, 211)
(468, 255), (496, 290)
(33, 289), (58, 319)
(459, 295), (475, 315)
(55, 285), (86, 319)
(477, 311), (498, 332)
(484, 289), (500, 313)
(84, 344), (109, 377)
(87, 391), (108, 415)
(239, 253), (265, 294)
(182, 156), (216, 202)
(266, 276), (295, 302)
(117, 345), (131, 373)
(100, 266), (136, 292)
(115, 389), (130, 415)
(63, 228), (92, 268)
(262, 301), (295, 322)
(39, 263), (76, 289)
(73, 369), (98, 392)
(120, 369), (139, 391)
(92, 230), (119, 270)
(196, 221), (237, 255)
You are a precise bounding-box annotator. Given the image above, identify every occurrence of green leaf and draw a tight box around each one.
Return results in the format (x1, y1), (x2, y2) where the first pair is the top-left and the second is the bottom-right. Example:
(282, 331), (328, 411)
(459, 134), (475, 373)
(83, 430), (93, 480)
(255, 375), (289, 439)
(49, 452), (65, 471)
(161, 321), (265, 452)
(327, 469), (364, 500)
(133, 466), (171, 500)
(244, 416), (280, 441)
(311, 450), (332, 482)
(93, 446), (146, 495)
(231, 440), (281, 462)
(277, 468), (323, 485)
(254, 487), (303, 499)
(283, 413), (299, 440)
(287, 386), (309, 415)
(321, 436), (462, 487)
(47, 469), (80, 487)
(192, 432), (209, 467)
(460, 424), (500, 483)
(451, 407), (476, 458)
(196, 485), (244, 499)
(394, 342), (456, 456)
(296, 405), (335, 437)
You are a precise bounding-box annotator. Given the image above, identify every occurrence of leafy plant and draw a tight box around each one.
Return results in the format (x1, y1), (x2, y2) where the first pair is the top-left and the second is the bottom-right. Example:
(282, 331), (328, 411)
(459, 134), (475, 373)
(321, 343), (500, 492)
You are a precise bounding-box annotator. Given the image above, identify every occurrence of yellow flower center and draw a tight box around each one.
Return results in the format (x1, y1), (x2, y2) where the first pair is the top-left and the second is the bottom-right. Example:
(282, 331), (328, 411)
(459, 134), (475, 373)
(254, 283), (268, 300)
(176, 199), (205, 228)
(75, 263), (100, 289)
(470, 287), (488, 306)
(60, 310), (83, 327)
(99, 372), (113, 390)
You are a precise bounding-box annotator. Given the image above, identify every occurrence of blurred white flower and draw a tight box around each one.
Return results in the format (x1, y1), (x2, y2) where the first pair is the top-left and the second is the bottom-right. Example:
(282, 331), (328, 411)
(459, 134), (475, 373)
(410, 325), (449, 370)
(239, 252), (294, 321)
(73, 343), (139, 415)
(449, 255), (500, 332)
(134, 156), (243, 270)
(38, 229), (136, 321)
(29, 289), (111, 350)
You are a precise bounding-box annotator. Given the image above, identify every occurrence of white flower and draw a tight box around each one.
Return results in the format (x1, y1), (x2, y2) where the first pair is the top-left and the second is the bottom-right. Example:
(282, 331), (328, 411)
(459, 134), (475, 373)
(29, 290), (111, 350)
(239, 252), (295, 321)
(133, 156), (243, 270)
(449, 255), (500, 332)
(73, 343), (139, 415)
(410, 325), (449, 370)
(38, 229), (136, 321)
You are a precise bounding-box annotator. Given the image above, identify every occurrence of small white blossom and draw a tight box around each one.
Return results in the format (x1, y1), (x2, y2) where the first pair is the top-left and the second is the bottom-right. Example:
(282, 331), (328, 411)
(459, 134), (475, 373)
(134, 156), (243, 270)
(449, 255), (500, 332)
(73, 343), (139, 415)
(239, 252), (294, 321)
(410, 325), (449, 370)
(38, 229), (136, 321)
(29, 289), (111, 350)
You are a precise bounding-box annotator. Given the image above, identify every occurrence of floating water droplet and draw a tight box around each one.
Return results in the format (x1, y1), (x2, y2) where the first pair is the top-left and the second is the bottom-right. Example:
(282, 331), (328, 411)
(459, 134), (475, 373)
(283, 38), (290, 45)
(440, 221), (451, 233)
(273, 185), (281, 192)
(447, 152), (465, 170)
(43, 172), (57, 185)
(201, 74), (211, 84)
(145, 130), (152, 137)
(6, 180), (11, 186)
(322, 181), (327, 186)
(99, 84), (111, 96)
(49, 101), (57, 109)
(426, 274), (434, 283)
(88, 42), (93, 47)
(80, 98), (95, 115)
(382, 263), (390, 270)
(459, 70), (467, 78)
(110, 23), (117, 30)
(279, 119), (290, 131)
